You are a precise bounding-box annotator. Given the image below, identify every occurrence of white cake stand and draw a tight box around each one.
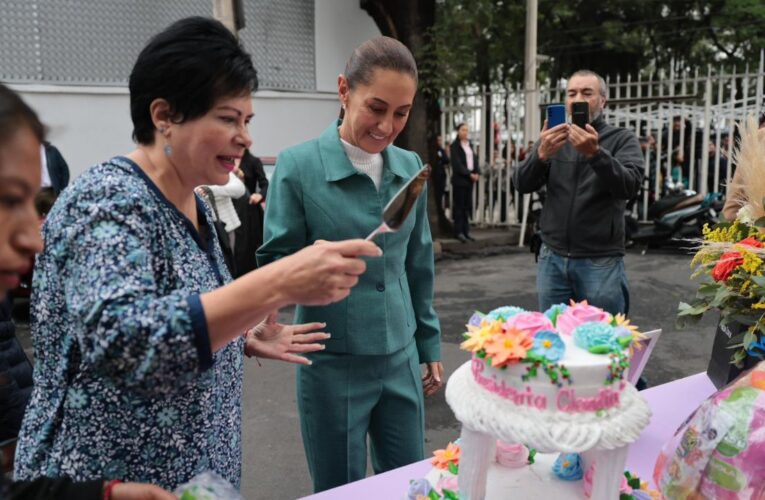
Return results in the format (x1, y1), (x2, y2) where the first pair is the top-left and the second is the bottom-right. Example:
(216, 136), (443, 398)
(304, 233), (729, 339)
(445, 362), (652, 500)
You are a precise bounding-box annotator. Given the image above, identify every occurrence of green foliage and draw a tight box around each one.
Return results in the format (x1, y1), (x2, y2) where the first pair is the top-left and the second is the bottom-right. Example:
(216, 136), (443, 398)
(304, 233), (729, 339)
(422, 0), (765, 94)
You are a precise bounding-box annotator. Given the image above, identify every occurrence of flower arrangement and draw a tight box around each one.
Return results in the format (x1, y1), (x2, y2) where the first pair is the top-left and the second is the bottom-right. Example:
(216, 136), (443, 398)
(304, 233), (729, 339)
(678, 115), (765, 366)
(461, 302), (640, 386)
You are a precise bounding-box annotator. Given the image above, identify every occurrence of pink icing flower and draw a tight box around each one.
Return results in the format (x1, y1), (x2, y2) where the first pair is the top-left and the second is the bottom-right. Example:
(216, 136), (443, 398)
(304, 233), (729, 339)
(504, 312), (554, 338)
(556, 301), (611, 337)
(436, 474), (459, 494)
(495, 441), (529, 468)
(583, 465), (595, 497)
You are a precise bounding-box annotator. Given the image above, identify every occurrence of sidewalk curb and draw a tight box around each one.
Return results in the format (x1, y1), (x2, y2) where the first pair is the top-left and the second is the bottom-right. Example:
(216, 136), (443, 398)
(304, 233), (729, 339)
(434, 227), (523, 261)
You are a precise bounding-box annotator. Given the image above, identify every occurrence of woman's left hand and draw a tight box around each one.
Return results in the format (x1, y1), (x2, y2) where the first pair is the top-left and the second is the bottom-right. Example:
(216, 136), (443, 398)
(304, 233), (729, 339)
(244, 311), (329, 365)
(422, 361), (444, 397)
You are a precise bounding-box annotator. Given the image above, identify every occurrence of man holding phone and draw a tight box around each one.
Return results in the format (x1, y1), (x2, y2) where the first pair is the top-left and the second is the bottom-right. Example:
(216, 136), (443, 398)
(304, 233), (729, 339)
(513, 70), (643, 317)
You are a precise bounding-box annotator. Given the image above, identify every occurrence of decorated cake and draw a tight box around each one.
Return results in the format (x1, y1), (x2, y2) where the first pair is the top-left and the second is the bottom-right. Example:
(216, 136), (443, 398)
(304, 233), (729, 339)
(426, 302), (653, 499)
(407, 441), (660, 499)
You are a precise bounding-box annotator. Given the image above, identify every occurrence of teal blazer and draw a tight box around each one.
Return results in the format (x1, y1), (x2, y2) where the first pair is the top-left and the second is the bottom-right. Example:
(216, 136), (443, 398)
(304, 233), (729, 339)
(257, 120), (441, 362)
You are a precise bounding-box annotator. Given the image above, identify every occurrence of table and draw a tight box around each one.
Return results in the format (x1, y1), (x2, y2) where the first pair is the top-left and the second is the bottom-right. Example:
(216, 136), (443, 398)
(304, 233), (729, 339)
(302, 373), (716, 499)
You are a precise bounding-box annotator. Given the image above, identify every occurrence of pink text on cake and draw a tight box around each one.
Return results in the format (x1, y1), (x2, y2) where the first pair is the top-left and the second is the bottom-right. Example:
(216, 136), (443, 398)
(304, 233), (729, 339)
(556, 387), (621, 413)
(471, 358), (623, 413)
(471, 358), (547, 410)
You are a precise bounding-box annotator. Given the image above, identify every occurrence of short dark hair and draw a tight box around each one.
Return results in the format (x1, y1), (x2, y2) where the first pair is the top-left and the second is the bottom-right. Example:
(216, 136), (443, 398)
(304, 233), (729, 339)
(759, 111), (765, 128)
(129, 16), (258, 145)
(0, 83), (45, 147)
(455, 122), (467, 131)
(569, 69), (608, 98)
(344, 36), (418, 90)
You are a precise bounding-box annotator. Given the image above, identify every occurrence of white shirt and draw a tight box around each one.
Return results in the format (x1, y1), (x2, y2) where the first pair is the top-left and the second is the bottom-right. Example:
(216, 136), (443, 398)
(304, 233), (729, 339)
(461, 140), (475, 171)
(341, 137), (384, 190)
(205, 172), (246, 233)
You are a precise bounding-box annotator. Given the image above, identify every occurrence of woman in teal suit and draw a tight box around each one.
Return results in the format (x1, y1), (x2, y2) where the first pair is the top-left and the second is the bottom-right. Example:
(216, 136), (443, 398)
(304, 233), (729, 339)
(257, 37), (443, 492)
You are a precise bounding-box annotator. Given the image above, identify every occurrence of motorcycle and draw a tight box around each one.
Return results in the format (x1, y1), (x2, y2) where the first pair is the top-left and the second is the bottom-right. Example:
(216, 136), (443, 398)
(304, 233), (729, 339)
(625, 182), (722, 250)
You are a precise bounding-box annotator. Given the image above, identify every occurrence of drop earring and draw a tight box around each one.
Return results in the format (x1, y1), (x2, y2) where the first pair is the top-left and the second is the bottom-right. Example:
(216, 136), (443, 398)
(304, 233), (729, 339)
(164, 143), (173, 156)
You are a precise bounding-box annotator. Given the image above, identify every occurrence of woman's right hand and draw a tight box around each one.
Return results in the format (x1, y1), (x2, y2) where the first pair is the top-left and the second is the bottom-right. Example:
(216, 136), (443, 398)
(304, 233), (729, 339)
(109, 482), (177, 500)
(249, 192), (263, 204)
(279, 239), (381, 306)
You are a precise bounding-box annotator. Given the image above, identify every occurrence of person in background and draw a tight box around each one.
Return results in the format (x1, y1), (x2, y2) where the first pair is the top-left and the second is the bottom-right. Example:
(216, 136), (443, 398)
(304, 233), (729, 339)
(40, 141), (69, 195)
(13, 17), (379, 490)
(433, 134), (449, 212)
(201, 170), (246, 253)
(514, 69), (643, 316)
(0, 84), (176, 500)
(258, 36), (442, 493)
(233, 149), (268, 276)
(450, 122), (479, 243)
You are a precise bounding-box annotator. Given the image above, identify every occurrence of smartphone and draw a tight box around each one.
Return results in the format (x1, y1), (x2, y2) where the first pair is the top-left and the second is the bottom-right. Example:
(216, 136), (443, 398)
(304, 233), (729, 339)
(571, 101), (589, 128)
(546, 103), (566, 128)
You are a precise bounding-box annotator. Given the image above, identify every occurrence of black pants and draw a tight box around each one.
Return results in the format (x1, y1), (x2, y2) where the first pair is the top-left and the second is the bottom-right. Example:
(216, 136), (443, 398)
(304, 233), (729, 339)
(452, 184), (472, 237)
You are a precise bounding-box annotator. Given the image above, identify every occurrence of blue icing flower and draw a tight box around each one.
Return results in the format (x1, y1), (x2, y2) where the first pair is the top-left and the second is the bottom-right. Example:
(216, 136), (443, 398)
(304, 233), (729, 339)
(573, 322), (619, 352)
(532, 330), (566, 361)
(544, 303), (569, 325)
(486, 306), (525, 322)
(552, 453), (583, 481)
(467, 312), (484, 327)
(407, 478), (433, 499)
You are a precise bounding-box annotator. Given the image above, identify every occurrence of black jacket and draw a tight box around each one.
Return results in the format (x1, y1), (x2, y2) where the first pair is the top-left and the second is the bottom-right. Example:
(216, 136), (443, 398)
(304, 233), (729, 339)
(513, 117), (643, 257)
(43, 142), (70, 194)
(449, 139), (479, 188)
(0, 297), (32, 443)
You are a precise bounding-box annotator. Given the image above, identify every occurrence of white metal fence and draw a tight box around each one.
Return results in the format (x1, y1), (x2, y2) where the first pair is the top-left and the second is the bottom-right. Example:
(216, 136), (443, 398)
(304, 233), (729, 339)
(440, 51), (765, 228)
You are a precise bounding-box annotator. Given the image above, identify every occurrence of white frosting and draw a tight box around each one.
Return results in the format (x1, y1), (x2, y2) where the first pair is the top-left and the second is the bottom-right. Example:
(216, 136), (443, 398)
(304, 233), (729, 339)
(446, 362), (651, 453)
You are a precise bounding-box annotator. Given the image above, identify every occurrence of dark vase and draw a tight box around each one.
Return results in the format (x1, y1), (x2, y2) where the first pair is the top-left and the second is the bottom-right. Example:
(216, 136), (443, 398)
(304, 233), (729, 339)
(707, 321), (760, 389)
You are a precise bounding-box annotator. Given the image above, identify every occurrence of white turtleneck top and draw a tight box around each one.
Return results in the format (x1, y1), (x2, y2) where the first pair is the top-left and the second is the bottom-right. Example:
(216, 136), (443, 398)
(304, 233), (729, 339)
(340, 137), (384, 190)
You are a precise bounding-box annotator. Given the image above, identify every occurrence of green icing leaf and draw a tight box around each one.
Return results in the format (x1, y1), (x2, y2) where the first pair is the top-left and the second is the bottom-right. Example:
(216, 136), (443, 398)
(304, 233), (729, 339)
(527, 448), (537, 465)
(588, 345), (613, 355)
(617, 336), (633, 348)
(443, 489), (459, 500)
(447, 462), (459, 475)
(428, 490), (441, 500)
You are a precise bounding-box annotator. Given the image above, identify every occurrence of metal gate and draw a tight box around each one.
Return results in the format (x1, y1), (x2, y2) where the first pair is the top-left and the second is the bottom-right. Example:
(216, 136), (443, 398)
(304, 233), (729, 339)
(440, 52), (765, 229)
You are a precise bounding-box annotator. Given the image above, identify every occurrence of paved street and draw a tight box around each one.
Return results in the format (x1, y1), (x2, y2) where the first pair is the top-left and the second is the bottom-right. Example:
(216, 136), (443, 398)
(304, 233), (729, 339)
(242, 247), (718, 499)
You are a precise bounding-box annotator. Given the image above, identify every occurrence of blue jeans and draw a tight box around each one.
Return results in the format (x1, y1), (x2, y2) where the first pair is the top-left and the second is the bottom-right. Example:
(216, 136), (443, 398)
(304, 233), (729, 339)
(537, 244), (630, 315)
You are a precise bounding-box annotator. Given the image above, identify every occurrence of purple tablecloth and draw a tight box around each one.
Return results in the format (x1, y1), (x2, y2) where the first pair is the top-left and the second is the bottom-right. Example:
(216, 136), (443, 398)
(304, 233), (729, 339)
(302, 372), (716, 499)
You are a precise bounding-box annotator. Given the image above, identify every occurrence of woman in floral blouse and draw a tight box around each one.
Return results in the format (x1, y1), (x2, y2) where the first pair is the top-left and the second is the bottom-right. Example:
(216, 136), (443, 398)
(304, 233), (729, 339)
(13, 17), (380, 490)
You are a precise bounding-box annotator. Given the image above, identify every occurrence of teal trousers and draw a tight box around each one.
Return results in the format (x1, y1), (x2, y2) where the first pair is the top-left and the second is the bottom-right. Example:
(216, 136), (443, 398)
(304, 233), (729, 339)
(297, 339), (425, 493)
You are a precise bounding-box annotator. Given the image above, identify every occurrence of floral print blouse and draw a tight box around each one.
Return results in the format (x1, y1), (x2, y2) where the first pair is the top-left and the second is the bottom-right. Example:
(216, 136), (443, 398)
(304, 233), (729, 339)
(14, 157), (243, 490)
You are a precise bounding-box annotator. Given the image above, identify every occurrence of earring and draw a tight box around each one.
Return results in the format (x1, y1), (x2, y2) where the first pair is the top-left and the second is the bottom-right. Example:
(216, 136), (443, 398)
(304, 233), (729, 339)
(164, 143), (173, 156)
(159, 127), (165, 134)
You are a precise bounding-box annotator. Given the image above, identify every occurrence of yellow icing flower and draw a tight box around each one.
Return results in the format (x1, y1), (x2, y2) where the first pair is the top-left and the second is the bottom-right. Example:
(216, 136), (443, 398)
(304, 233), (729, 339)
(431, 442), (460, 470)
(460, 320), (502, 353)
(484, 326), (533, 367)
(613, 313), (639, 335)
